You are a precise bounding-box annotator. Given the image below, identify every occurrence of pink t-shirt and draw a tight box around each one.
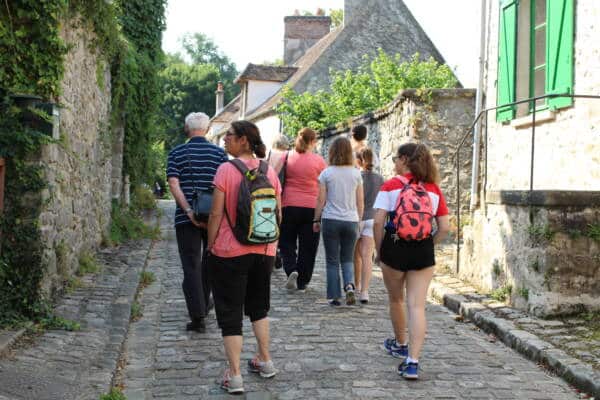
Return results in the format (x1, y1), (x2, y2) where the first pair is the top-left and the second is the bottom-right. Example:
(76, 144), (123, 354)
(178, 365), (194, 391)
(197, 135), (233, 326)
(282, 151), (327, 208)
(212, 158), (282, 258)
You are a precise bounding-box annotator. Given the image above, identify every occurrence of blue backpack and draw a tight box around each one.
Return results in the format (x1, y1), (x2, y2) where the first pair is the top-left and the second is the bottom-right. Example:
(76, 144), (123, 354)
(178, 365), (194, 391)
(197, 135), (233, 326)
(225, 159), (280, 244)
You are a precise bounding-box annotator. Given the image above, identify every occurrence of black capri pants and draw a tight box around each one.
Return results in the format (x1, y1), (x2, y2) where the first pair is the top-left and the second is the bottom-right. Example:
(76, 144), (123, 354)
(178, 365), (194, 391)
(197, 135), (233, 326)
(208, 253), (274, 337)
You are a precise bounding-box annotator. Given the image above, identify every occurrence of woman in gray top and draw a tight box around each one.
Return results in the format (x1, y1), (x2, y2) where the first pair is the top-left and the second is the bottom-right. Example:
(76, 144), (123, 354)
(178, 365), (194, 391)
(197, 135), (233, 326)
(313, 137), (364, 306)
(355, 147), (384, 303)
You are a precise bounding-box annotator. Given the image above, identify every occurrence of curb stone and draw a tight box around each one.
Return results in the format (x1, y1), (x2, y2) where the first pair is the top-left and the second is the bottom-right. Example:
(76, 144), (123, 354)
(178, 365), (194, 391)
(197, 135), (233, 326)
(0, 328), (27, 358)
(429, 278), (600, 398)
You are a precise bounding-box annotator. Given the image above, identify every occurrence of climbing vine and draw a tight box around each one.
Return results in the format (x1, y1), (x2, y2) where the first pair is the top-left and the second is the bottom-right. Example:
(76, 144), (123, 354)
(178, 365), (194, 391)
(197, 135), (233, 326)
(0, 0), (165, 324)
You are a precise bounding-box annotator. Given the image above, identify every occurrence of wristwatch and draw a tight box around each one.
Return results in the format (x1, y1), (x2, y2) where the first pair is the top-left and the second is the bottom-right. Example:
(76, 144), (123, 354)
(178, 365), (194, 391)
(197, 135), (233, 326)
(184, 207), (193, 214)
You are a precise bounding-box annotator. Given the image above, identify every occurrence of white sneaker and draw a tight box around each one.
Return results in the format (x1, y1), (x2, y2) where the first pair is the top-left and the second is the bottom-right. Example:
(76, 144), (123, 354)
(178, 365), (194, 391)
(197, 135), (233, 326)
(285, 271), (298, 290)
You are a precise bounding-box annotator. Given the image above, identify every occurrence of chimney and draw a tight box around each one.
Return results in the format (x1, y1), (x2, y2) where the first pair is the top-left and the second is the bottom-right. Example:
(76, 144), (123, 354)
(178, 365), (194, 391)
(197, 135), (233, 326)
(343, 0), (363, 26)
(283, 15), (331, 65)
(215, 81), (224, 115)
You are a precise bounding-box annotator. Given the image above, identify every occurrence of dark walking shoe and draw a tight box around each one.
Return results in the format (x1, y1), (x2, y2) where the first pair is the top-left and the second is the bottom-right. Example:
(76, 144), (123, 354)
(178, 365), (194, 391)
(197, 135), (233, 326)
(186, 318), (205, 333)
(382, 338), (408, 359)
(328, 299), (342, 306)
(398, 360), (419, 380)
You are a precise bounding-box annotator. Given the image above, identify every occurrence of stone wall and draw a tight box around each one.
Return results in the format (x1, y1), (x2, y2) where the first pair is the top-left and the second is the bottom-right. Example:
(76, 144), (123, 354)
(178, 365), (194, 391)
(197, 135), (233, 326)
(460, 1), (600, 316)
(284, 16), (331, 65)
(37, 17), (119, 296)
(317, 88), (476, 229)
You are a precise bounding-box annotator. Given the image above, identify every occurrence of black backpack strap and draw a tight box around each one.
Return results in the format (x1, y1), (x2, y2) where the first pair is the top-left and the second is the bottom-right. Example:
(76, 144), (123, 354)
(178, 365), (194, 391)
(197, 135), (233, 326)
(258, 160), (269, 175)
(229, 159), (250, 175)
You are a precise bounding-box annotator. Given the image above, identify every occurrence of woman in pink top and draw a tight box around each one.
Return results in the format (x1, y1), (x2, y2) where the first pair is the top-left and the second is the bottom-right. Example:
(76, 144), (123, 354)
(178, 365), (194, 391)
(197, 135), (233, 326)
(280, 127), (327, 291)
(206, 120), (282, 394)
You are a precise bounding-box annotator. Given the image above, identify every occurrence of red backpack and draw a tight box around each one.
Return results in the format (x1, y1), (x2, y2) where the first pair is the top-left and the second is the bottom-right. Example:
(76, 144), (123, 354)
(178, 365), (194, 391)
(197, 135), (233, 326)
(391, 176), (434, 241)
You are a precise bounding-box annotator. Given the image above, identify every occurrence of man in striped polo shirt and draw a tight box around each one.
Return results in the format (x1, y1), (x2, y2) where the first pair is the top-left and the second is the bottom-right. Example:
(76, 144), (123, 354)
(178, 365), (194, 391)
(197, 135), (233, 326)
(167, 112), (228, 333)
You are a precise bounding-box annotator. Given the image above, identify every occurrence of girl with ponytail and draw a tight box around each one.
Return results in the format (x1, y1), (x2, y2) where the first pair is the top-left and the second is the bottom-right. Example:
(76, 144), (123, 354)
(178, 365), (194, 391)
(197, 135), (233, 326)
(372, 142), (449, 380)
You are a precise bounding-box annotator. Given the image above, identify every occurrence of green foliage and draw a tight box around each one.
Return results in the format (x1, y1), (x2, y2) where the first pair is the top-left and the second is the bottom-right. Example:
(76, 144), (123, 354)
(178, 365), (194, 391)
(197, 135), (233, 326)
(490, 284), (512, 302)
(276, 51), (457, 136)
(528, 223), (555, 245)
(516, 286), (529, 301)
(109, 202), (160, 245)
(586, 223), (600, 241)
(100, 388), (127, 400)
(130, 301), (142, 321)
(492, 259), (502, 278)
(37, 315), (81, 332)
(77, 251), (100, 276)
(329, 9), (344, 28)
(139, 271), (156, 288)
(131, 185), (157, 211)
(159, 34), (239, 150)
(0, 95), (50, 323)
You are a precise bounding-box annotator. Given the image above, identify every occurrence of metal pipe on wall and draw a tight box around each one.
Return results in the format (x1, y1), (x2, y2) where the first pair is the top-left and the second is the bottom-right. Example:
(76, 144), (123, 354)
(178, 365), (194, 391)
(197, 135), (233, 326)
(470, 0), (487, 211)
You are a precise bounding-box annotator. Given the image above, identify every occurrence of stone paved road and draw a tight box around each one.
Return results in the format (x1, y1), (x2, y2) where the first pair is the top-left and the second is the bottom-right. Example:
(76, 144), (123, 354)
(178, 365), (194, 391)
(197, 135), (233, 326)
(121, 201), (578, 400)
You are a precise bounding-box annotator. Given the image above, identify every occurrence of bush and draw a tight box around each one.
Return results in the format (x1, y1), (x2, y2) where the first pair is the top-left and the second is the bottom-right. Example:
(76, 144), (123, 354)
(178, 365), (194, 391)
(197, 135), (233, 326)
(99, 388), (127, 400)
(109, 202), (160, 245)
(275, 50), (458, 136)
(131, 185), (156, 211)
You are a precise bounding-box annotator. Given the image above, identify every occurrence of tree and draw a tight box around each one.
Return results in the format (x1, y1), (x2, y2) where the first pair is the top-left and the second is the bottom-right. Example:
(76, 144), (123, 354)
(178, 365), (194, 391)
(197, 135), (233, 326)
(276, 50), (458, 136)
(329, 9), (343, 28)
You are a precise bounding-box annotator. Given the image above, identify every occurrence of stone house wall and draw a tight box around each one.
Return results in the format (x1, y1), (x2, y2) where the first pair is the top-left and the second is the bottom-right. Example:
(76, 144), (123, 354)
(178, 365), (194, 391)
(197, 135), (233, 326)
(460, 1), (600, 316)
(317, 89), (476, 234)
(37, 17), (121, 296)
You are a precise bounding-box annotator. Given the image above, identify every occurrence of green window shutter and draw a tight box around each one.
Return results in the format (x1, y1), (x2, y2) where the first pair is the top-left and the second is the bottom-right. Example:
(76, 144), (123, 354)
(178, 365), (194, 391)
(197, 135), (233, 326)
(497, 0), (518, 122)
(546, 0), (574, 109)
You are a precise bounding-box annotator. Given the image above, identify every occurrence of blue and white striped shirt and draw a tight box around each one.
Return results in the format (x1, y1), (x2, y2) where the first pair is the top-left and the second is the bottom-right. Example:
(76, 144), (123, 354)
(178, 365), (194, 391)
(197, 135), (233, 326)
(166, 136), (228, 226)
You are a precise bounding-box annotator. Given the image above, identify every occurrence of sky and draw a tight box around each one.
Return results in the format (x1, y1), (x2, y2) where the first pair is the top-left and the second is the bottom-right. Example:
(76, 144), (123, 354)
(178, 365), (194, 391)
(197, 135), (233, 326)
(162, 0), (482, 88)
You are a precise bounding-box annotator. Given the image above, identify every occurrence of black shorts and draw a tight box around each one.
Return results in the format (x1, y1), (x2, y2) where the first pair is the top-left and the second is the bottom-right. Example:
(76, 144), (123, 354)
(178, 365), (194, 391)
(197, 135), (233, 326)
(379, 230), (435, 271)
(208, 253), (274, 337)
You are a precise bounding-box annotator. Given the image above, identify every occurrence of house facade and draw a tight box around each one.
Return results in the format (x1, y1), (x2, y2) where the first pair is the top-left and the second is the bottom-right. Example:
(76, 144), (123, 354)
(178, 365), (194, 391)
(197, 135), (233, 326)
(461, 0), (599, 316)
(208, 0), (448, 147)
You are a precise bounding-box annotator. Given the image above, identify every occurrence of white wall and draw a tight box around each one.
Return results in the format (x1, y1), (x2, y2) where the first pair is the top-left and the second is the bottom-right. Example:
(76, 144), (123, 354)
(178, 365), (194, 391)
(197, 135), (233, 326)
(246, 81), (282, 116)
(483, 1), (600, 191)
(255, 115), (281, 152)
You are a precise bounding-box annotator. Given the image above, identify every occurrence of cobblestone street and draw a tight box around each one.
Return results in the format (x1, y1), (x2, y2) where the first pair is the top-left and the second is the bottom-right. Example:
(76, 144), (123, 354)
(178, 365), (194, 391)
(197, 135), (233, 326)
(0, 201), (582, 399)
(120, 201), (579, 399)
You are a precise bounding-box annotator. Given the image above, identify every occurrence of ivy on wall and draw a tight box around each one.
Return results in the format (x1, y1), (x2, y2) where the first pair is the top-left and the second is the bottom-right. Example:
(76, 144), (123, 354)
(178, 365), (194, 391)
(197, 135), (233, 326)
(0, 0), (166, 324)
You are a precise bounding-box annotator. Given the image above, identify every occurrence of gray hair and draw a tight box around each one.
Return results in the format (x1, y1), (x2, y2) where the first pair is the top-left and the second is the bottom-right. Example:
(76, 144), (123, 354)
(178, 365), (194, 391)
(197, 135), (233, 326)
(272, 134), (290, 151)
(185, 112), (209, 131)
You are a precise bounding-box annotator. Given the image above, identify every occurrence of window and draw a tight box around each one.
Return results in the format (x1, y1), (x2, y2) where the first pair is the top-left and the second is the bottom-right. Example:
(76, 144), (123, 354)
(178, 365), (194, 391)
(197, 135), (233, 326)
(496, 0), (574, 122)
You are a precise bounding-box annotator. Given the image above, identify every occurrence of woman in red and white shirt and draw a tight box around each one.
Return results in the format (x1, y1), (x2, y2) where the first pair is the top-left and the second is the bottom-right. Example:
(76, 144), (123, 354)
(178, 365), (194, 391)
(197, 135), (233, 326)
(373, 142), (449, 380)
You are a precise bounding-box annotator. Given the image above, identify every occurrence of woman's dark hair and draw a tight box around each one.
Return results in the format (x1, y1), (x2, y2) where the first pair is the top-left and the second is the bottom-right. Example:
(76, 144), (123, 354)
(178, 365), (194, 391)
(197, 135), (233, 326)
(397, 142), (439, 183)
(295, 127), (317, 153)
(357, 147), (374, 171)
(328, 137), (354, 166)
(351, 125), (367, 141)
(230, 120), (266, 158)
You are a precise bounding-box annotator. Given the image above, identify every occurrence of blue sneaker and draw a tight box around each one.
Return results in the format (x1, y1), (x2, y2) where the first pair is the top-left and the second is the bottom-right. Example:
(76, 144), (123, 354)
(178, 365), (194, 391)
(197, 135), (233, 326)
(382, 338), (408, 359)
(398, 360), (419, 380)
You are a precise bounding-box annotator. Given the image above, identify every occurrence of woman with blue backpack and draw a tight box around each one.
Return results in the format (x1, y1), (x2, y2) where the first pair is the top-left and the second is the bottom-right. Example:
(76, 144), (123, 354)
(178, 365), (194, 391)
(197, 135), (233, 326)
(373, 142), (449, 380)
(206, 120), (281, 394)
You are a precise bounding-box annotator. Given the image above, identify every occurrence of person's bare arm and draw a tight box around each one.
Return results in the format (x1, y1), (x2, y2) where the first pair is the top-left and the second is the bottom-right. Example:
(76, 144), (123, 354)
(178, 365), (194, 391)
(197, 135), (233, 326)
(206, 188), (225, 251)
(313, 183), (327, 232)
(356, 183), (364, 221)
(373, 208), (387, 264)
(433, 215), (450, 244)
(168, 177), (204, 228)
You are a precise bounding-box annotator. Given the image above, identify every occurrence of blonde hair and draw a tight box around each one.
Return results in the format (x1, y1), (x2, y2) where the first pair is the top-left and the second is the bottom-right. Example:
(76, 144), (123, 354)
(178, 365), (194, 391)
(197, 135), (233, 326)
(295, 127), (317, 153)
(328, 137), (353, 166)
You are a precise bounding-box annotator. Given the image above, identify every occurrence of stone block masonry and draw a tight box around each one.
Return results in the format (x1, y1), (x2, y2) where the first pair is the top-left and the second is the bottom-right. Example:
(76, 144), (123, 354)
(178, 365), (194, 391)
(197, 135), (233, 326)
(36, 16), (123, 297)
(318, 88), (476, 230)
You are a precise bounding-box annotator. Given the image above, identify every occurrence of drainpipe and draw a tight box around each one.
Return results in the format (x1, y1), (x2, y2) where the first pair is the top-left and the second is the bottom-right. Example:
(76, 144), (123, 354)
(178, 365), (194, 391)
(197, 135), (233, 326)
(470, 0), (487, 211)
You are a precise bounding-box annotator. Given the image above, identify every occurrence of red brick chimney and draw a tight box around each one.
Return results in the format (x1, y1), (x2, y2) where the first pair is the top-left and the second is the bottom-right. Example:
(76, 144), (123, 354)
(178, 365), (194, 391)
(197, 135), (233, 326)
(283, 16), (331, 65)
